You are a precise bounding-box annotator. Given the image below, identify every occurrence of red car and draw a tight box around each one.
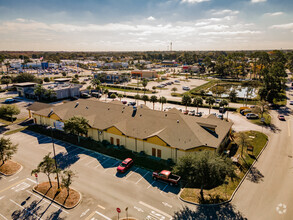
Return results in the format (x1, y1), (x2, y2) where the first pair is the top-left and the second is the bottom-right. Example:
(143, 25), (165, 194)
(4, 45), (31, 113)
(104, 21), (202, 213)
(121, 100), (127, 104)
(278, 115), (285, 121)
(117, 158), (133, 173)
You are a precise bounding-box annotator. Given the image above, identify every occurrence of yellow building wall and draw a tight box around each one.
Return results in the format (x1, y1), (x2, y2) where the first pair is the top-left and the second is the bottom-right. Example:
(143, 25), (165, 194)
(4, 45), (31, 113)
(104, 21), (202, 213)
(146, 136), (167, 147)
(106, 126), (123, 136)
(186, 146), (216, 152)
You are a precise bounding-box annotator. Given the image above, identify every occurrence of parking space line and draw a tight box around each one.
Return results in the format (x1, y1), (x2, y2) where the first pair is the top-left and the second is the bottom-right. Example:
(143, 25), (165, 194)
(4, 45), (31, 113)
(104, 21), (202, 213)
(95, 158), (111, 169)
(10, 199), (43, 220)
(104, 161), (120, 172)
(135, 171), (150, 184)
(139, 201), (172, 219)
(25, 190), (69, 214)
(160, 184), (169, 194)
(85, 158), (97, 166)
(66, 147), (81, 154)
(125, 167), (139, 180)
(98, 205), (106, 210)
(95, 211), (111, 220)
(0, 178), (26, 194)
(78, 152), (96, 162)
(26, 178), (37, 184)
(0, 213), (8, 220)
(147, 180), (156, 189)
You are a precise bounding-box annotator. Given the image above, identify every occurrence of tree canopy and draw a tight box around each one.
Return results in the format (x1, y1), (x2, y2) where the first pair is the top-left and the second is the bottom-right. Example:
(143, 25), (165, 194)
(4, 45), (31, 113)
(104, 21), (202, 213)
(0, 137), (18, 165)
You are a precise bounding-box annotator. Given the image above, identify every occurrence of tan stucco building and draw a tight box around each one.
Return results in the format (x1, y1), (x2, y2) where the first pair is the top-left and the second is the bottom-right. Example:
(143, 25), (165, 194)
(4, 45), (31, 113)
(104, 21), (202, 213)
(32, 100), (232, 162)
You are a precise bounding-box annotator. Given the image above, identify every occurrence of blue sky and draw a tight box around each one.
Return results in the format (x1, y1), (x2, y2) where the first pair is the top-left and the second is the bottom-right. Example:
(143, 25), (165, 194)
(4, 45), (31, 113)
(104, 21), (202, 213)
(0, 0), (292, 51)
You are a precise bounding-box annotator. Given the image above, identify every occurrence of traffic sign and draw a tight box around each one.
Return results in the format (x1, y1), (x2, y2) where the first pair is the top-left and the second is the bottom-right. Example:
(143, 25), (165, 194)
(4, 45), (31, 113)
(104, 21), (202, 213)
(35, 173), (38, 178)
(116, 208), (121, 213)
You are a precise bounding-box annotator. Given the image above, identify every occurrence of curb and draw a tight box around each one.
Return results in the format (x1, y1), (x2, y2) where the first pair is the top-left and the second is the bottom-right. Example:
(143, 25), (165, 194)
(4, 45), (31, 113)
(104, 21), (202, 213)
(0, 161), (23, 177)
(178, 134), (270, 206)
(32, 184), (82, 210)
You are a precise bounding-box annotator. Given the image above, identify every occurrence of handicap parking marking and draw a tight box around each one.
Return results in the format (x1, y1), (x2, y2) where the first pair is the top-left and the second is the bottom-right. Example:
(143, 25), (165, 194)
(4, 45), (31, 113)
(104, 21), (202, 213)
(11, 182), (30, 192)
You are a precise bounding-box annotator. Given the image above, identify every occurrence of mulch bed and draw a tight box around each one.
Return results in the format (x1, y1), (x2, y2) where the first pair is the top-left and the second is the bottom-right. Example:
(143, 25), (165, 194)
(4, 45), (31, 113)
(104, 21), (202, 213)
(33, 182), (80, 209)
(0, 160), (21, 175)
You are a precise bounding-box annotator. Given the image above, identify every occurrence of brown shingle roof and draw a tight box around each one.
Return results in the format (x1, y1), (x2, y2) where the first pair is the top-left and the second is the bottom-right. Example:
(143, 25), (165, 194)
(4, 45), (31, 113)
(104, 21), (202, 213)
(27, 102), (53, 112)
(34, 99), (233, 150)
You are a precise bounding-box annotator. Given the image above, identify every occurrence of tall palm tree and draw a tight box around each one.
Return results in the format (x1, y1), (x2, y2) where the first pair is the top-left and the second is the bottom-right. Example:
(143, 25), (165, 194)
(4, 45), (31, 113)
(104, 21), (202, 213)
(142, 79), (148, 94)
(205, 96), (215, 114)
(181, 94), (192, 111)
(142, 95), (149, 105)
(150, 95), (158, 110)
(193, 97), (203, 114)
(159, 96), (167, 111)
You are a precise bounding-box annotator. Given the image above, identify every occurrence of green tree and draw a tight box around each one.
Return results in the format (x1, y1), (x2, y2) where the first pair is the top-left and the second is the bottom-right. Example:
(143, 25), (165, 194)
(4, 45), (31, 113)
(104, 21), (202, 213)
(150, 95), (158, 110)
(44, 77), (50, 82)
(1, 78), (11, 89)
(91, 78), (101, 90)
(61, 169), (76, 197)
(171, 87), (177, 93)
(45, 89), (57, 100)
(104, 89), (109, 100)
(219, 99), (229, 118)
(229, 89), (237, 102)
(173, 151), (236, 202)
(34, 84), (46, 100)
(235, 132), (250, 158)
(142, 79), (148, 94)
(181, 94), (192, 111)
(118, 93), (123, 101)
(142, 95), (149, 105)
(134, 94), (141, 105)
(159, 96), (167, 111)
(193, 97), (203, 113)
(31, 153), (58, 187)
(64, 116), (89, 142)
(205, 96), (215, 114)
(152, 86), (157, 93)
(0, 105), (20, 122)
(0, 137), (18, 165)
(110, 93), (116, 99)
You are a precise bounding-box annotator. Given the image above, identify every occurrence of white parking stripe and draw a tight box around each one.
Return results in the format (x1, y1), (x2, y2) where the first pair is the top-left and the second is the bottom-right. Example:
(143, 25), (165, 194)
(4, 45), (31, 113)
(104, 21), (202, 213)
(95, 211), (111, 220)
(147, 180), (156, 189)
(135, 171), (150, 184)
(25, 190), (69, 214)
(26, 178), (37, 184)
(78, 152), (96, 162)
(85, 158), (97, 166)
(139, 201), (172, 219)
(0, 213), (8, 220)
(125, 167), (139, 180)
(104, 161), (120, 172)
(95, 158), (111, 169)
(10, 199), (43, 220)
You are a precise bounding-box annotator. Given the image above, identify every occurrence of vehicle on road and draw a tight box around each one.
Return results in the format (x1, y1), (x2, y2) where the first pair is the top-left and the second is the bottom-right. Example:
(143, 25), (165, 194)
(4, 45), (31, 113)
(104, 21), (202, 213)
(246, 113), (259, 119)
(194, 112), (203, 117)
(152, 170), (181, 186)
(290, 100), (293, 105)
(217, 114), (223, 120)
(174, 80), (180, 83)
(215, 99), (222, 104)
(188, 110), (195, 116)
(183, 110), (189, 115)
(182, 86), (190, 91)
(81, 93), (91, 98)
(278, 115), (286, 121)
(4, 98), (15, 103)
(128, 101), (136, 106)
(240, 108), (252, 115)
(91, 92), (102, 98)
(219, 107), (226, 114)
(121, 100), (127, 104)
(117, 158), (133, 173)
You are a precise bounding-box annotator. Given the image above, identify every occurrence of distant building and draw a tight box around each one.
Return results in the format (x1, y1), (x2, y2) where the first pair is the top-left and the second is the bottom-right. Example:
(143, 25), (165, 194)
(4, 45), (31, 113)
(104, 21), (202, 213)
(161, 60), (177, 67)
(182, 65), (200, 73)
(93, 72), (129, 83)
(131, 70), (158, 79)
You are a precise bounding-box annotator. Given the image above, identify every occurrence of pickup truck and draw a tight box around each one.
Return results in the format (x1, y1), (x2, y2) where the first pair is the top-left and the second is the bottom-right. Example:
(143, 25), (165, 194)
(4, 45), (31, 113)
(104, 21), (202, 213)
(152, 170), (181, 186)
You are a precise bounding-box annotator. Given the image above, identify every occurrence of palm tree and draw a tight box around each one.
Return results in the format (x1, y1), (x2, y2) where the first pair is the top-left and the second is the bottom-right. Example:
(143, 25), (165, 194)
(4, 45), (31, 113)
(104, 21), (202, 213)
(181, 94), (192, 111)
(152, 86), (157, 93)
(142, 95), (149, 105)
(142, 79), (148, 94)
(219, 99), (229, 118)
(159, 96), (167, 111)
(205, 96), (215, 114)
(134, 94), (140, 105)
(193, 97), (203, 113)
(118, 94), (123, 101)
(150, 95), (158, 110)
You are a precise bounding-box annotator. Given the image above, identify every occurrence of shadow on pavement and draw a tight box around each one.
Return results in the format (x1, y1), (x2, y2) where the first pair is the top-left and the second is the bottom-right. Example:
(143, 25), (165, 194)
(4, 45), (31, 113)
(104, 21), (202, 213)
(11, 200), (42, 220)
(246, 167), (264, 183)
(45, 209), (66, 220)
(173, 204), (247, 220)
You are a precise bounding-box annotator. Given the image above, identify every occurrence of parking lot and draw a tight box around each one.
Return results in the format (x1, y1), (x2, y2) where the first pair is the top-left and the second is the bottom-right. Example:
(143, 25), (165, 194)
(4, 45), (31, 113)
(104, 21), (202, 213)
(0, 129), (182, 219)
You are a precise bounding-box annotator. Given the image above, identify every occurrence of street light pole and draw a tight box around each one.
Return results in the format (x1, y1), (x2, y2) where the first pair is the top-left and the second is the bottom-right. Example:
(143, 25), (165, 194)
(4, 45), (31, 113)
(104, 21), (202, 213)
(49, 126), (60, 189)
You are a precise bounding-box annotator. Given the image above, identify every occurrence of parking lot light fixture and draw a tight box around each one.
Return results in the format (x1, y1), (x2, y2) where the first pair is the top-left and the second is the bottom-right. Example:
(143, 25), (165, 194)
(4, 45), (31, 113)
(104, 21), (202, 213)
(47, 126), (60, 189)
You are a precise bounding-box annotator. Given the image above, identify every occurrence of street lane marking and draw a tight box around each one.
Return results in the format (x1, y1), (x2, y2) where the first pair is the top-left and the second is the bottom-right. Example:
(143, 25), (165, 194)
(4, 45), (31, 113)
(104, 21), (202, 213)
(134, 206), (144, 212)
(25, 190), (69, 214)
(135, 171), (150, 184)
(139, 201), (172, 219)
(162, 202), (172, 208)
(148, 210), (166, 220)
(0, 196), (5, 200)
(8, 176), (19, 182)
(98, 205), (106, 210)
(0, 178), (27, 194)
(85, 211), (96, 220)
(10, 199), (43, 220)
(0, 213), (8, 220)
(95, 211), (111, 220)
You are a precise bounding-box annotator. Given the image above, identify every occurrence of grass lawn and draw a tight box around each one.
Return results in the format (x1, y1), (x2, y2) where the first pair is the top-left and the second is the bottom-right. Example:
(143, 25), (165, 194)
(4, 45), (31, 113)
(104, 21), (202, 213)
(249, 112), (271, 126)
(34, 182), (80, 208)
(180, 131), (268, 204)
(4, 126), (28, 135)
(0, 117), (28, 126)
(0, 160), (21, 175)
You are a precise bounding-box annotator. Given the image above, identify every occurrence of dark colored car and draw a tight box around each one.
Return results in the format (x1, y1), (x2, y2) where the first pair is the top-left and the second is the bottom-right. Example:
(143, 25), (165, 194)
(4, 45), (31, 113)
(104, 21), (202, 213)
(219, 107), (226, 114)
(278, 115), (285, 121)
(117, 158), (133, 173)
(128, 102), (136, 106)
(246, 113), (259, 119)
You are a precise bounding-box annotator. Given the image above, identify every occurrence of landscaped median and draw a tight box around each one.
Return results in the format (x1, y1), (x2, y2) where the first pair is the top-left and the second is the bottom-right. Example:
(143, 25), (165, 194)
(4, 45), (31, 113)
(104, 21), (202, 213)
(33, 182), (81, 209)
(179, 130), (268, 205)
(0, 160), (22, 176)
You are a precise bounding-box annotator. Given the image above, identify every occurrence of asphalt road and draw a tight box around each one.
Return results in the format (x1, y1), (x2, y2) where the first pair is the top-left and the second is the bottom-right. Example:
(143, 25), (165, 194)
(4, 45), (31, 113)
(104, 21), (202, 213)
(232, 87), (293, 220)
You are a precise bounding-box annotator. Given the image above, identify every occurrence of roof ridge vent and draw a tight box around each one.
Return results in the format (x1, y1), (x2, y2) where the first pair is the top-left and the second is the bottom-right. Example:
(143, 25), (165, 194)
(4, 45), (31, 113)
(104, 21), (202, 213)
(75, 102), (79, 108)
(177, 120), (179, 123)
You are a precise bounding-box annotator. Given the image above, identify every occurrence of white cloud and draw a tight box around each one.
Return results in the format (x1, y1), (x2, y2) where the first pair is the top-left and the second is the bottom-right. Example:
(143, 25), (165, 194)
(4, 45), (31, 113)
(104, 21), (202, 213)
(147, 16), (156, 21)
(264, 12), (284, 16)
(251, 0), (266, 3)
(199, 30), (261, 36)
(270, 23), (293, 30)
(210, 9), (239, 16)
(181, 0), (210, 4)
(15, 18), (26, 22)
